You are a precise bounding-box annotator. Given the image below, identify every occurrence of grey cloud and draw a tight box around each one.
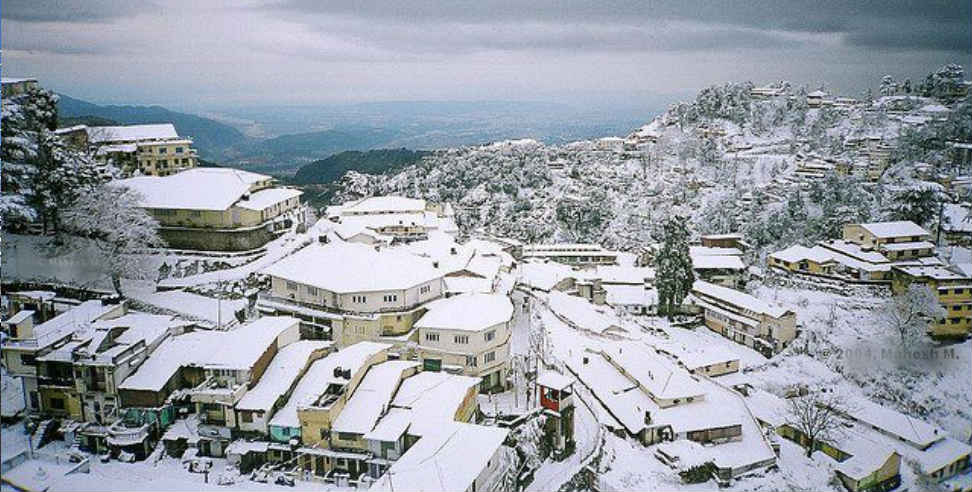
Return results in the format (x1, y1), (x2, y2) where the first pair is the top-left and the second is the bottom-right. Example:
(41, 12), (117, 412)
(267, 0), (971, 53)
(1, 0), (155, 23)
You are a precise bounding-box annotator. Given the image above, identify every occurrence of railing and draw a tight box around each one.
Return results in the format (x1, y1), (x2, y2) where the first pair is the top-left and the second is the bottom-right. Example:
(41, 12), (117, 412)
(39, 376), (75, 387)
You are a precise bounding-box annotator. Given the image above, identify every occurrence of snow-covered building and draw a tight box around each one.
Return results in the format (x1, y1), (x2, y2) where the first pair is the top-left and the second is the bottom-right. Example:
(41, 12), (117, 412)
(268, 341), (390, 445)
(843, 220), (933, 255)
(942, 203), (971, 246)
(689, 281), (797, 356)
(547, 291), (626, 337)
(259, 242), (446, 347)
(55, 123), (199, 176)
(890, 264), (972, 338)
(1, 300), (127, 417)
(233, 340), (333, 435)
(522, 243), (619, 266)
(414, 293), (513, 392)
(117, 167), (305, 251)
(690, 246), (747, 288)
(325, 195), (458, 242)
(564, 342), (776, 478)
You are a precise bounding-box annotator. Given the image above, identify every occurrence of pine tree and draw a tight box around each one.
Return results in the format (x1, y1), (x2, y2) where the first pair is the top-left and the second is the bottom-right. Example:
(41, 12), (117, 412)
(655, 215), (695, 319)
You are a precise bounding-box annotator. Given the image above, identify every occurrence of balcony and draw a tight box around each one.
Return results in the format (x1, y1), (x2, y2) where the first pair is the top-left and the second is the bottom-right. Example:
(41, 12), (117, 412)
(107, 421), (150, 447)
(39, 375), (75, 388)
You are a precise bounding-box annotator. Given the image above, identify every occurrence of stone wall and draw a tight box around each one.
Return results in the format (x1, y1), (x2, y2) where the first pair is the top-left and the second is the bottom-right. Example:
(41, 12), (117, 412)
(159, 226), (276, 252)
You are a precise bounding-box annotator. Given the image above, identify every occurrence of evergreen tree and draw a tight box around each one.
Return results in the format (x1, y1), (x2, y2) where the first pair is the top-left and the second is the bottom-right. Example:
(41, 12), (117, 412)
(885, 185), (943, 227)
(655, 215), (695, 319)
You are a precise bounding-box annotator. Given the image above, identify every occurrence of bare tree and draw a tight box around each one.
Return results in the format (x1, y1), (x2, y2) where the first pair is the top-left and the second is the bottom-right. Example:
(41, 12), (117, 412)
(786, 391), (850, 458)
(881, 284), (946, 346)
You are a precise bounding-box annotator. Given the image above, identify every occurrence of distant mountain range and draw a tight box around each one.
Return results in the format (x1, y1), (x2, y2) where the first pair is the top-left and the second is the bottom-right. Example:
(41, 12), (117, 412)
(56, 94), (247, 160)
(57, 95), (660, 177)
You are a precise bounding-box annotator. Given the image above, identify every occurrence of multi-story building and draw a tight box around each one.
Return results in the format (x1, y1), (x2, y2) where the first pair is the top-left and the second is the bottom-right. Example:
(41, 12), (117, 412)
(259, 242), (446, 346)
(117, 167), (305, 251)
(522, 243), (619, 266)
(414, 293), (513, 392)
(54, 123), (198, 176)
(842, 220), (934, 259)
(1, 300), (126, 416)
(891, 265), (972, 338)
(325, 196), (458, 242)
(689, 281), (797, 356)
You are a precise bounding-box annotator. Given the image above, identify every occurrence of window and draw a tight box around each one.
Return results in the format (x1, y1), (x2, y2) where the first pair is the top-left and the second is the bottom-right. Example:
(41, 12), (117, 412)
(484, 330), (495, 342)
(425, 332), (439, 342)
(307, 286), (318, 295)
(49, 397), (66, 410)
(466, 355), (478, 367)
(20, 354), (36, 366)
(337, 432), (357, 441)
(286, 281), (298, 291)
(159, 147), (167, 154)
(189, 210), (202, 217)
(241, 411), (253, 423)
(175, 147), (184, 153)
(159, 159), (168, 168)
(420, 285), (432, 294)
(484, 351), (495, 363)
(383, 294), (398, 303)
(454, 335), (469, 344)
(352, 295), (367, 303)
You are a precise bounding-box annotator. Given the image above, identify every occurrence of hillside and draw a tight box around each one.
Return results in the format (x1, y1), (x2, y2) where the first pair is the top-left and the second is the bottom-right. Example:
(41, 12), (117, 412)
(329, 67), (970, 258)
(292, 148), (430, 185)
(56, 94), (247, 160)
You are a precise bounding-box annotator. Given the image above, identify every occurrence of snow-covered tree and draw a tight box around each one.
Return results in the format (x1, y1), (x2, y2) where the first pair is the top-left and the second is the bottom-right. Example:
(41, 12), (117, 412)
(786, 391), (850, 458)
(919, 64), (965, 100)
(884, 184), (944, 227)
(654, 215), (694, 319)
(60, 185), (165, 295)
(1, 85), (115, 231)
(879, 75), (897, 97)
(881, 284), (946, 346)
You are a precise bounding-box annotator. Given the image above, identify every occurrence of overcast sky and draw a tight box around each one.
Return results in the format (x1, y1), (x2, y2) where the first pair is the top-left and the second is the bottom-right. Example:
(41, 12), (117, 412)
(2, 0), (969, 110)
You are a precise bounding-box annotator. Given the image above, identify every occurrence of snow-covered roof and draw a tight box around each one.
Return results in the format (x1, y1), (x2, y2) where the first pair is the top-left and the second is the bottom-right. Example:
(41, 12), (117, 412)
(892, 264), (968, 281)
(942, 203), (971, 233)
(18, 300), (119, 349)
(415, 293), (513, 332)
(547, 291), (624, 335)
(389, 371), (480, 437)
(363, 407), (413, 442)
(692, 281), (792, 319)
(604, 285), (657, 307)
(1, 77), (37, 84)
(369, 422), (508, 492)
(5, 310), (34, 325)
(920, 103), (950, 113)
(846, 397), (943, 449)
(579, 265), (655, 284)
(856, 221), (930, 239)
(770, 244), (835, 264)
(518, 261), (575, 291)
(269, 342), (390, 429)
(878, 241), (935, 251)
(689, 246), (742, 257)
(204, 317), (299, 370)
(605, 342), (705, 401)
(117, 168), (273, 211)
(691, 254), (746, 270)
(444, 276), (493, 295)
(332, 360), (419, 435)
(818, 240), (889, 264)
(261, 242), (445, 293)
(118, 316), (298, 392)
(235, 340), (333, 412)
(341, 196), (426, 215)
(236, 188), (302, 211)
(87, 124), (179, 143)
(537, 371), (573, 390)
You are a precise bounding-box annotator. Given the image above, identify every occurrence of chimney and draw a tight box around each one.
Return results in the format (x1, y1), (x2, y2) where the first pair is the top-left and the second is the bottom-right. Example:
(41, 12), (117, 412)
(433, 261), (439, 268)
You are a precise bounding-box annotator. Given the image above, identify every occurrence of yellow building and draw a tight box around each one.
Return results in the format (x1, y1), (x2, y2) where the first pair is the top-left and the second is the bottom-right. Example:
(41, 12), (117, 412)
(260, 241), (445, 346)
(54, 123), (199, 176)
(117, 168), (304, 251)
(891, 265), (972, 338)
(689, 280), (797, 357)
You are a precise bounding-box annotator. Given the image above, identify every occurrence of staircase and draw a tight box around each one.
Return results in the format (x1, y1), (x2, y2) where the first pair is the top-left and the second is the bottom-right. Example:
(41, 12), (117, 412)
(32, 419), (60, 450)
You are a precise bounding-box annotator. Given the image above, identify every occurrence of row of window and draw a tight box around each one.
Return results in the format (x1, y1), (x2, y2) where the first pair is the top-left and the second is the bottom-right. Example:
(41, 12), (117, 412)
(465, 351), (497, 367)
(424, 329), (499, 344)
(140, 146), (186, 154)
